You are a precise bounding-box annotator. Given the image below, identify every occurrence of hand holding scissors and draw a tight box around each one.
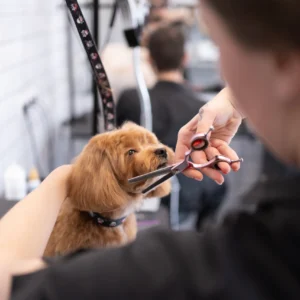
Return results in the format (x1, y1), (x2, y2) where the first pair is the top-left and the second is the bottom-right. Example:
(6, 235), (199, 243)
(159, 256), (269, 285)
(128, 126), (243, 194)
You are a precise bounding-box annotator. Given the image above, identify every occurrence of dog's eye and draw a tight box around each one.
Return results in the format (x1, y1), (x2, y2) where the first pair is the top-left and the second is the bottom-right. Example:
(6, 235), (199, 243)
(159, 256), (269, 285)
(128, 149), (137, 156)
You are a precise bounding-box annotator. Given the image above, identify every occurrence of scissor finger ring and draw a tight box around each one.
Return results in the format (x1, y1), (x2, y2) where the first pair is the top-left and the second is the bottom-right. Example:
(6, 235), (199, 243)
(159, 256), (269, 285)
(191, 155), (243, 171)
(190, 126), (214, 151)
(211, 155), (244, 170)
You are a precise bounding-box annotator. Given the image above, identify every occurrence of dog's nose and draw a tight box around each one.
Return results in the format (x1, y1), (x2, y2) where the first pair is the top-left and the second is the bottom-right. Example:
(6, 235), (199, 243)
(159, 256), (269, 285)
(155, 148), (167, 158)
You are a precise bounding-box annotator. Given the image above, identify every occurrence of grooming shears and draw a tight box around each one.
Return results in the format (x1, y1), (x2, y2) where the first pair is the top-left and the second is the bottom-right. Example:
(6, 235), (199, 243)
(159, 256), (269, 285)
(128, 126), (243, 194)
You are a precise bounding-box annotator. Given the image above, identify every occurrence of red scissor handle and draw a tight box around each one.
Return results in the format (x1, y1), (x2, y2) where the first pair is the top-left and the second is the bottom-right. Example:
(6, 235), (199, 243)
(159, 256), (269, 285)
(191, 136), (208, 151)
(190, 126), (214, 151)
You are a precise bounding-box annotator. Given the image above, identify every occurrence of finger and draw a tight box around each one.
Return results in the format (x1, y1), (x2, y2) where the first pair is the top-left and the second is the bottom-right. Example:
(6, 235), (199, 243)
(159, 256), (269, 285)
(196, 105), (215, 135)
(204, 146), (231, 174)
(181, 149), (206, 181)
(201, 167), (225, 185)
(182, 168), (204, 181)
(175, 113), (213, 182)
(174, 142), (189, 162)
(183, 113), (200, 132)
(211, 140), (242, 172)
(190, 150), (225, 184)
(175, 114), (199, 161)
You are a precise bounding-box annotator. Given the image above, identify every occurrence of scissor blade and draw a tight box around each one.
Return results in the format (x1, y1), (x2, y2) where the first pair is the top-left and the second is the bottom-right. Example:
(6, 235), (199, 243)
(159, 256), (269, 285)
(142, 172), (175, 194)
(128, 166), (173, 183)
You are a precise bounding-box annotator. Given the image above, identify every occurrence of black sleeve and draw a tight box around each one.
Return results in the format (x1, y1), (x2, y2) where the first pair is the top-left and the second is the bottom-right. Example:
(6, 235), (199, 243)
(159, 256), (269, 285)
(151, 98), (172, 146)
(116, 90), (141, 127)
(11, 209), (290, 300)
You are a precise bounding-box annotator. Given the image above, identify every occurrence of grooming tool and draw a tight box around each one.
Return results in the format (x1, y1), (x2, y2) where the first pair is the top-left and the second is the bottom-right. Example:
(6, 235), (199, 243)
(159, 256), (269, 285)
(129, 126), (243, 193)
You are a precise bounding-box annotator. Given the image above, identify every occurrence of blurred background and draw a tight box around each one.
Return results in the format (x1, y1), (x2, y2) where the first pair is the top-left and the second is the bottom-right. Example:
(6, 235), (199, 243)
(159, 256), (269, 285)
(0, 0), (293, 229)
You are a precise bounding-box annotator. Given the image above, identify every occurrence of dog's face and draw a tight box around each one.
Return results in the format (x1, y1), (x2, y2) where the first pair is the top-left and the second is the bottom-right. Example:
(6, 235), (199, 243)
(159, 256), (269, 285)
(68, 122), (174, 212)
(108, 122), (174, 193)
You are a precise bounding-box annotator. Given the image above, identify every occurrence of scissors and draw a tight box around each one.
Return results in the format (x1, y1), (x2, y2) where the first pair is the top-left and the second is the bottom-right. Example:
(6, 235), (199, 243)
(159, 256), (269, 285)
(128, 126), (243, 194)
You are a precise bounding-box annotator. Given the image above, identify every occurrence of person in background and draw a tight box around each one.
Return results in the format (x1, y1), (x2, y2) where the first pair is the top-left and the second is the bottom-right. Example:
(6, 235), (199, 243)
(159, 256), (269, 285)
(101, 1), (195, 101)
(147, 0), (195, 27)
(117, 23), (226, 228)
(117, 23), (199, 149)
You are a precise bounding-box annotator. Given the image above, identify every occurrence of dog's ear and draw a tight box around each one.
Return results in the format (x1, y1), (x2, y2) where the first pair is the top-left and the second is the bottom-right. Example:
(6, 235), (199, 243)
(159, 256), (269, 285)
(67, 134), (125, 212)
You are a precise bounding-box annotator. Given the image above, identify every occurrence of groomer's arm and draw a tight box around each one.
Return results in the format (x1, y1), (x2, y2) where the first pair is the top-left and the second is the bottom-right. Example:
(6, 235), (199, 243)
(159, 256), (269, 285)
(0, 165), (71, 260)
(0, 165), (71, 300)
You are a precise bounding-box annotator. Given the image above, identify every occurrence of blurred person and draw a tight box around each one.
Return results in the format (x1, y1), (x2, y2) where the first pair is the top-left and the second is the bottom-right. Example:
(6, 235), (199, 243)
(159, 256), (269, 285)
(147, 0), (195, 26)
(102, 3), (196, 101)
(101, 44), (156, 101)
(3, 1), (300, 299)
(117, 23), (227, 227)
(117, 23), (197, 150)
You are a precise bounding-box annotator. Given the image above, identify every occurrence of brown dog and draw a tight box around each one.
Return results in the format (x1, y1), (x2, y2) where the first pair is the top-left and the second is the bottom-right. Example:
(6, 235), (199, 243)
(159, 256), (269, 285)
(45, 122), (174, 256)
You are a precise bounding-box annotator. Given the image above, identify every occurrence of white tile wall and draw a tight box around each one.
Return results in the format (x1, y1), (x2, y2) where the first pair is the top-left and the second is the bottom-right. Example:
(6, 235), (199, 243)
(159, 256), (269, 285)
(0, 0), (98, 194)
(0, 0), (140, 194)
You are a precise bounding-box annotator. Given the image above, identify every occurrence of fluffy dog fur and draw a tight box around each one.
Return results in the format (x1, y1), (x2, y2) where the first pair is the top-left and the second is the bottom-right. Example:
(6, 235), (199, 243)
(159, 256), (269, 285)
(45, 122), (174, 256)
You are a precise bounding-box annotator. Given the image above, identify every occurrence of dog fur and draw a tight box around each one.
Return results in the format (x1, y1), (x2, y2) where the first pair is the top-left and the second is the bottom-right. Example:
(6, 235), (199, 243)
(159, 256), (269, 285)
(44, 122), (174, 256)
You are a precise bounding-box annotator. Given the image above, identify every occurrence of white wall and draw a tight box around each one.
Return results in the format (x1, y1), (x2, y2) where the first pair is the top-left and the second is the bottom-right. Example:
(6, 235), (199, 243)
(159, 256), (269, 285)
(0, 0), (135, 194)
(0, 0), (93, 193)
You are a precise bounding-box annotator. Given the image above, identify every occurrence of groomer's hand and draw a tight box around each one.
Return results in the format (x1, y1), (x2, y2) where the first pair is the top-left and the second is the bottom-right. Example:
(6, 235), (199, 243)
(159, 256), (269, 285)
(175, 88), (243, 185)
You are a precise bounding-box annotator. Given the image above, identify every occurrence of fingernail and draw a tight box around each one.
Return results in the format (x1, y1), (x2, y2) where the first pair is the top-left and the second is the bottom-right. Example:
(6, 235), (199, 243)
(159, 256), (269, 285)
(215, 179), (224, 185)
(194, 177), (203, 182)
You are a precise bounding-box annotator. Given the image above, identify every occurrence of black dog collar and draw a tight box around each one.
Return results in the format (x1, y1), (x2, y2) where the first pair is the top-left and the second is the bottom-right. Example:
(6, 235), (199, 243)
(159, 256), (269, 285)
(88, 212), (126, 228)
